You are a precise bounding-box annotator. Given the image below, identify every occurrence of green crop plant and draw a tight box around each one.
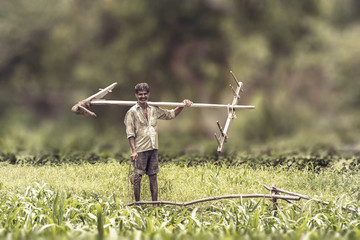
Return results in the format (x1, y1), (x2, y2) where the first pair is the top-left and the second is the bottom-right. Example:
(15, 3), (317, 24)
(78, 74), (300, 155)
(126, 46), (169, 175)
(0, 150), (359, 239)
(0, 183), (359, 239)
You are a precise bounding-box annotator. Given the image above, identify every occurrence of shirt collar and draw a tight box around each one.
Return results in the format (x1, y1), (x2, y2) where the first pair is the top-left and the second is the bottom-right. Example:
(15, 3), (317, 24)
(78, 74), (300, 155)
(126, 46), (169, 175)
(135, 102), (150, 110)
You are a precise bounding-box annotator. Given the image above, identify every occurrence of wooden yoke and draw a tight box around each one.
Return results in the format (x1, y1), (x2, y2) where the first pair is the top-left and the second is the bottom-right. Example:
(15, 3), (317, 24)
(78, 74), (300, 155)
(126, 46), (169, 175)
(214, 71), (244, 153)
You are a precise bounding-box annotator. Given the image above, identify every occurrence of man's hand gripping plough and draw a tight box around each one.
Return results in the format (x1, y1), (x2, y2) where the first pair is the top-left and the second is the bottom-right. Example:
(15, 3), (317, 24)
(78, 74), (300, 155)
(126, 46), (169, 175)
(71, 71), (255, 152)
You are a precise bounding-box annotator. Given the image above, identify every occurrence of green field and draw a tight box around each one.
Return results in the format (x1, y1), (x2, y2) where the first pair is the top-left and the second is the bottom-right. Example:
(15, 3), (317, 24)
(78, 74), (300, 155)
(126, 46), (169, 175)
(0, 151), (359, 239)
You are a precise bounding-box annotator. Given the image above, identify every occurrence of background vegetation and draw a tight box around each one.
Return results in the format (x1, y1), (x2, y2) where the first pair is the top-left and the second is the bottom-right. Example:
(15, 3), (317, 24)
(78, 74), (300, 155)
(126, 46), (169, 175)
(1, 0), (360, 154)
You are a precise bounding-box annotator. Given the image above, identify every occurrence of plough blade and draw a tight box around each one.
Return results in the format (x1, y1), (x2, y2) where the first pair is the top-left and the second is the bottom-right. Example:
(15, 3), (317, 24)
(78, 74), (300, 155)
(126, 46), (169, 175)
(71, 82), (118, 116)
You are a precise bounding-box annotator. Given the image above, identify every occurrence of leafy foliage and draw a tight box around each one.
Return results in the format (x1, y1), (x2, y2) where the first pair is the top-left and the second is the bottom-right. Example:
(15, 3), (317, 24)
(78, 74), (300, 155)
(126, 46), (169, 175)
(0, 183), (359, 240)
(1, 148), (359, 173)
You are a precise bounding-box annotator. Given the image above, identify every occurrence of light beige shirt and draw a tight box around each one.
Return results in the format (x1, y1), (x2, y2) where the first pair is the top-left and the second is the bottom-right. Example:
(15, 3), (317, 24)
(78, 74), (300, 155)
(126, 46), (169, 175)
(124, 103), (176, 152)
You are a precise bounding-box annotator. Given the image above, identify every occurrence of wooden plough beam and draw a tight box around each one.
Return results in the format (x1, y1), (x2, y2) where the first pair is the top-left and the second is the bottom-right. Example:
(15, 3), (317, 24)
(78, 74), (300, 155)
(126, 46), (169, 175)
(263, 184), (356, 213)
(71, 72), (255, 152)
(126, 194), (300, 207)
(126, 185), (357, 213)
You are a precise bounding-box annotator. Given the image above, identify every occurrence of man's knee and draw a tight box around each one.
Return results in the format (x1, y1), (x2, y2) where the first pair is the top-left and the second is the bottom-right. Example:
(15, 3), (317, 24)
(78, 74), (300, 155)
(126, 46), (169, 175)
(149, 174), (157, 180)
(131, 173), (142, 185)
(149, 174), (158, 188)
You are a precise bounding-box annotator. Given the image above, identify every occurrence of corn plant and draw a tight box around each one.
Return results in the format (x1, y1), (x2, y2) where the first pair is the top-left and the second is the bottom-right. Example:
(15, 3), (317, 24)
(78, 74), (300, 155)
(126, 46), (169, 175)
(0, 183), (359, 240)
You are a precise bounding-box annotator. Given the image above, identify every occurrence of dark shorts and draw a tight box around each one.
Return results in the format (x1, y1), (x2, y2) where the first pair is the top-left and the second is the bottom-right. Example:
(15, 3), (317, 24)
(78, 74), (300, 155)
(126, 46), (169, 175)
(134, 149), (159, 176)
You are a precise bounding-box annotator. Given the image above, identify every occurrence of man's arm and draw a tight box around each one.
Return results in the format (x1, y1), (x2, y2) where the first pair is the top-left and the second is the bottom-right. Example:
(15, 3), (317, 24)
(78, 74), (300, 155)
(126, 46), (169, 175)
(124, 110), (137, 161)
(174, 99), (193, 117)
(128, 136), (138, 161)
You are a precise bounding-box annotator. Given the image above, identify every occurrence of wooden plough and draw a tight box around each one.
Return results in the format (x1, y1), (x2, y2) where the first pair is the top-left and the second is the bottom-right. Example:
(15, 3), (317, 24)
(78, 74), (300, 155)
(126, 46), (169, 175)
(126, 184), (357, 213)
(71, 71), (255, 152)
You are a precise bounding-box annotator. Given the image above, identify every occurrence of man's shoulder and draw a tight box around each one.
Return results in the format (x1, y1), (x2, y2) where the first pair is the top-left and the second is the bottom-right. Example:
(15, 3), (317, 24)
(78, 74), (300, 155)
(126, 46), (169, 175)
(125, 105), (138, 119)
(127, 104), (138, 112)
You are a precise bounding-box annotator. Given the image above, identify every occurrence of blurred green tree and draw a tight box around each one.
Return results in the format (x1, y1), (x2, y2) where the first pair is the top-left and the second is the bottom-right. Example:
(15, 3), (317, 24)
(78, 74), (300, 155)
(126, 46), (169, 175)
(0, 0), (360, 153)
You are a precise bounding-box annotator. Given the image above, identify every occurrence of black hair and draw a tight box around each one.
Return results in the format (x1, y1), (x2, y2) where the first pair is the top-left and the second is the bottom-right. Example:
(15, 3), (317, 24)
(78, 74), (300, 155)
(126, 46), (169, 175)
(135, 83), (150, 94)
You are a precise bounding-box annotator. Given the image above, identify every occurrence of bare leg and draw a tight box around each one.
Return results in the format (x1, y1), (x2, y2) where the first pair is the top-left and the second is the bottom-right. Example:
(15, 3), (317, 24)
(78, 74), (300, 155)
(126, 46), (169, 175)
(149, 174), (158, 207)
(133, 173), (142, 201)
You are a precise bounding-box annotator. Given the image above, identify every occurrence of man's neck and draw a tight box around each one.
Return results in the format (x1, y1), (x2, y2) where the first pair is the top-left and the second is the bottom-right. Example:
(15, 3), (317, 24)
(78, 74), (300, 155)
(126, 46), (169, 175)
(138, 101), (148, 109)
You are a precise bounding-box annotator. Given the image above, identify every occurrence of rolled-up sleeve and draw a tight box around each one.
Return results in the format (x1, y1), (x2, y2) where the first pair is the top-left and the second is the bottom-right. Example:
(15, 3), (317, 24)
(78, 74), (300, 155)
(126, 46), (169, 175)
(155, 107), (175, 120)
(124, 111), (136, 139)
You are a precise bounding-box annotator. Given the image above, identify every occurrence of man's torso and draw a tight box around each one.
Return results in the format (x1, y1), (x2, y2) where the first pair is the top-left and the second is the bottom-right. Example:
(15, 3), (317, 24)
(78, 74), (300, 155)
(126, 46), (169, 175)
(124, 103), (175, 152)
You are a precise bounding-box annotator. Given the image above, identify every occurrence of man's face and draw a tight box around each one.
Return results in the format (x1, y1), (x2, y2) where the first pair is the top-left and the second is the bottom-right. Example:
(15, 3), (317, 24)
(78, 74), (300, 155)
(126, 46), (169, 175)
(135, 90), (150, 104)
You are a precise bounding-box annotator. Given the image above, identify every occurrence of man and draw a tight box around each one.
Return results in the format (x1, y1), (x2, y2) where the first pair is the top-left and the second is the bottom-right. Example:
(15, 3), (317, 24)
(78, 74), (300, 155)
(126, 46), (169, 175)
(124, 83), (192, 205)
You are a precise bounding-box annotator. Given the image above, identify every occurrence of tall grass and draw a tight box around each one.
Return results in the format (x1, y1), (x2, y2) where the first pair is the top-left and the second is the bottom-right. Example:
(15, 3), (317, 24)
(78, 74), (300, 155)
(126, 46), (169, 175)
(0, 160), (359, 203)
(0, 156), (359, 239)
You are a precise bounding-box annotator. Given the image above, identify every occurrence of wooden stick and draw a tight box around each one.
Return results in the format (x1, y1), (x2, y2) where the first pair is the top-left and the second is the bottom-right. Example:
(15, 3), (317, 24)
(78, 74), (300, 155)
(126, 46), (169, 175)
(229, 84), (239, 98)
(216, 80), (242, 152)
(216, 121), (226, 137)
(88, 82), (118, 100)
(230, 71), (240, 87)
(270, 184), (279, 215)
(263, 185), (309, 199)
(214, 134), (221, 146)
(263, 185), (302, 210)
(263, 185), (356, 213)
(126, 194), (300, 207)
(91, 99), (255, 110)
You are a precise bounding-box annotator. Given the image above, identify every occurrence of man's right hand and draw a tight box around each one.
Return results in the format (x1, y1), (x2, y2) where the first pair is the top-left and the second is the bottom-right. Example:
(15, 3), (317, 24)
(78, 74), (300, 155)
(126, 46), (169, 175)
(131, 151), (138, 162)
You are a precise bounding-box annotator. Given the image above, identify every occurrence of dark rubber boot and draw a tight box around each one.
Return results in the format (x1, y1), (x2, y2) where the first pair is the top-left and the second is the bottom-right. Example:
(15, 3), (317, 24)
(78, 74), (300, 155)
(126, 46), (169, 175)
(133, 173), (142, 201)
(149, 174), (158, 207)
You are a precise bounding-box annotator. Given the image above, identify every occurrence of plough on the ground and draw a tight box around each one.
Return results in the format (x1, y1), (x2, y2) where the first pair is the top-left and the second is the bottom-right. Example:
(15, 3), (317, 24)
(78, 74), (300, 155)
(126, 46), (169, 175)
(71, 71), (255, 152)
(126, 184), (356, 213)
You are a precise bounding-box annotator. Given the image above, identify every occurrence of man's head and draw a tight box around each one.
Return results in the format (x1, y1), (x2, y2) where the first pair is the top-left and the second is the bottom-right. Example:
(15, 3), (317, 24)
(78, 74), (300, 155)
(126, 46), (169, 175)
(135, 83), (150, 105)
(135, 83), (150, 94)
